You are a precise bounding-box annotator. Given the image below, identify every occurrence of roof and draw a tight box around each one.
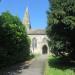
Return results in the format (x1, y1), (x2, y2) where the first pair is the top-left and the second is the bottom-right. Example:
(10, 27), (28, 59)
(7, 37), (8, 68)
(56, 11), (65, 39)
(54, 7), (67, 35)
(27, 29), (46, 35)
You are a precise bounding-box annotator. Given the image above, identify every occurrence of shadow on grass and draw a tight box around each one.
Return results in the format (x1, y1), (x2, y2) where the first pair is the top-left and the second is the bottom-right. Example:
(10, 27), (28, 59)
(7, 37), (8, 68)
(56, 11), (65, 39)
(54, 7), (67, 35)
(48, 56), (75, 71)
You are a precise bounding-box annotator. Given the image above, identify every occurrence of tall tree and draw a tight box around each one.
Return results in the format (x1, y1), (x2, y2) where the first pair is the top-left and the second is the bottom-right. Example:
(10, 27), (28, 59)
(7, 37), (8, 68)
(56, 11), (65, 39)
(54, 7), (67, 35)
(47, 0), (75, 58)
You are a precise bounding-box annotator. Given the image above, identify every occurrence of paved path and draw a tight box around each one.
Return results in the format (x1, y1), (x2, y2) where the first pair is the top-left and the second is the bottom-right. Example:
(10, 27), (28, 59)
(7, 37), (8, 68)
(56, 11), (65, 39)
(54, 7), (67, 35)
(0, 55), (47, 75)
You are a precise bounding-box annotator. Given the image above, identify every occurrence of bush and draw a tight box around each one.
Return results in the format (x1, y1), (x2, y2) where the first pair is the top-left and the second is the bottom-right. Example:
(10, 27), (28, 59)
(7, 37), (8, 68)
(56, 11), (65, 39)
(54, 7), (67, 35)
(0, 12), (30, 67)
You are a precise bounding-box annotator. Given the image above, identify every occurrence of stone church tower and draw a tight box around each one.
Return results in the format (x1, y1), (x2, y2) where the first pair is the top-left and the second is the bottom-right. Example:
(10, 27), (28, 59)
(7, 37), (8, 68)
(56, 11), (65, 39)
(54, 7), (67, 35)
(23, 7), (50, 54)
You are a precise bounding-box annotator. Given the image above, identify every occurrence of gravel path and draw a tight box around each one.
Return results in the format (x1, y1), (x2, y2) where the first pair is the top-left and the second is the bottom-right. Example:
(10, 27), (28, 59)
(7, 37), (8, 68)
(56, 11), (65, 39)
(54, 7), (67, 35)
(0, 55), (47, 75)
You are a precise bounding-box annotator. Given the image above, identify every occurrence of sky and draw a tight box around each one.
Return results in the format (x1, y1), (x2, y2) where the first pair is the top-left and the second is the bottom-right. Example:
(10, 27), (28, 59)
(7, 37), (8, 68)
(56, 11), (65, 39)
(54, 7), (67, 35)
(0, 0), (49, 29)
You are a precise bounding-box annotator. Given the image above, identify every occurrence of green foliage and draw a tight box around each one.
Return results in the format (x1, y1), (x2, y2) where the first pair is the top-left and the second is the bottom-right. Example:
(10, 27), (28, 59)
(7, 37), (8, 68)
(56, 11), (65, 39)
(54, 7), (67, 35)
(0, 12), (30, 67)
(47, 0), (75, 57)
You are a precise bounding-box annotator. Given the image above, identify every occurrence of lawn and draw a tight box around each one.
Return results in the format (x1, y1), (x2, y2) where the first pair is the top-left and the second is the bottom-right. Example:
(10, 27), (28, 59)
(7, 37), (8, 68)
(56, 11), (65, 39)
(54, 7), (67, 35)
(44, 56), (75, 75)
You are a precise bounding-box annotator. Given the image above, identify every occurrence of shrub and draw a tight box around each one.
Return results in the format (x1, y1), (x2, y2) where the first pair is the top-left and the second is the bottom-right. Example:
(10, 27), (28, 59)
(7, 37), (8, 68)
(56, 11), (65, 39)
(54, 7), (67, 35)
(0, 12), (30, 67)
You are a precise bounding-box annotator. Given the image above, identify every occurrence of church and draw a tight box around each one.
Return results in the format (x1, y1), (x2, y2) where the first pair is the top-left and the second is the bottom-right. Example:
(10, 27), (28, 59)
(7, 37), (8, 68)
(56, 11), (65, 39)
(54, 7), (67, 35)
(23, 7), (50, 54)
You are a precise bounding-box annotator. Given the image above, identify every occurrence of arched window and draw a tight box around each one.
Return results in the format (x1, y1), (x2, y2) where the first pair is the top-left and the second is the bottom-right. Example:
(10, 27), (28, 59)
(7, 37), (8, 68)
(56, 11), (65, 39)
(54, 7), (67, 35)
(42, 38), (47, 43)
(32, 38), (37, 49)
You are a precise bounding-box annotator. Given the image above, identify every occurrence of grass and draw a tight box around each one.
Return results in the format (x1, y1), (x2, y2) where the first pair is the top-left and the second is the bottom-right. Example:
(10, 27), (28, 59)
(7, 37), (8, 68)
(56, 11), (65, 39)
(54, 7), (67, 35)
(44, 55), (75, 75)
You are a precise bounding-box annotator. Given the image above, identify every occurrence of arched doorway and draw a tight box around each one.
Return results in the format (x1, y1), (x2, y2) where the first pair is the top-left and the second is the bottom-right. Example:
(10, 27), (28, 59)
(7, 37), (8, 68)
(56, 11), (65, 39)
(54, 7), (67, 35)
(42, 45), (48, 54)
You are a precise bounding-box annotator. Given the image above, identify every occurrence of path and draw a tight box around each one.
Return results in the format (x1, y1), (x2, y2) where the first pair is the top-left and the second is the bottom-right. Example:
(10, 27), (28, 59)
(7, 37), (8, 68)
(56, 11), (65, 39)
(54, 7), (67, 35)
(0, 55), (47, 75)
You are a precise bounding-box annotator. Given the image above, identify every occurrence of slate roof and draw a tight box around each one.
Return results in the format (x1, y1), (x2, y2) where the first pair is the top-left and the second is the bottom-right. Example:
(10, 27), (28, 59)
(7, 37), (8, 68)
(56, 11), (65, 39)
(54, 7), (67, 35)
(27, 29), (46, 35)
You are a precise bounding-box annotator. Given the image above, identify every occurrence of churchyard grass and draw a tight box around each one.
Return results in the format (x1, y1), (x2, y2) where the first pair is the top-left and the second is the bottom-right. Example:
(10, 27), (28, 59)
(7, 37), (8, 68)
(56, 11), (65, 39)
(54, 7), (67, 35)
(44, 55), (75, 75)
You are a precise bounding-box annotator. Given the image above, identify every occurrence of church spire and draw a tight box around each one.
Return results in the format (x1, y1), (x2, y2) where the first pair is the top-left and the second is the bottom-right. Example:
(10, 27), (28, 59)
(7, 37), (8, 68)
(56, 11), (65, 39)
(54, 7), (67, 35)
(23, 7), (31, 31)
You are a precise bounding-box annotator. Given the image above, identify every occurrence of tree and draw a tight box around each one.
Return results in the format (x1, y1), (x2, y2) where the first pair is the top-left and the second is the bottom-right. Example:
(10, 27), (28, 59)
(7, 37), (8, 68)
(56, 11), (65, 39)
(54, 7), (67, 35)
(47, 0), (75, 58)
(0, 12), (30, 67)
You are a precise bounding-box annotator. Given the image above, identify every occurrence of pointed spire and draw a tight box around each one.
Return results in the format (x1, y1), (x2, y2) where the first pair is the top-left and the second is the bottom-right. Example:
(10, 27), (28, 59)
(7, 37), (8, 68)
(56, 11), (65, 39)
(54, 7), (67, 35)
(23, 7), (31, 31)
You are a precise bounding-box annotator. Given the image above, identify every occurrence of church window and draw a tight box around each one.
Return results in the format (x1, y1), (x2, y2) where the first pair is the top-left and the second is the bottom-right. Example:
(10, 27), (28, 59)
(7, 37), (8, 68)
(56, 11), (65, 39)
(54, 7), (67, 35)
(32, 38), (37, 49)
(43, 38), (47, 43)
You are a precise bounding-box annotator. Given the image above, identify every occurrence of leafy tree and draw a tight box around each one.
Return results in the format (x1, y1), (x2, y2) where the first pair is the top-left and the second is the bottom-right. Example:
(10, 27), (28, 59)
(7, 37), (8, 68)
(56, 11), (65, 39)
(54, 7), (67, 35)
(0, 12), (30, 67)
(47, 0), (75, 58)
